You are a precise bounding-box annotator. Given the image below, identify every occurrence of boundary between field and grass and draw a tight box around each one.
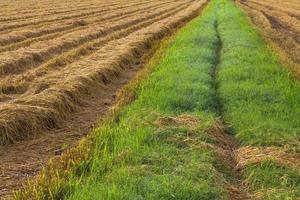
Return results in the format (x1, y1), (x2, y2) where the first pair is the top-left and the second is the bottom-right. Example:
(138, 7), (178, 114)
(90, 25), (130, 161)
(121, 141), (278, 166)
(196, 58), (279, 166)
(13, 2), (212, 200)
(15, 0), (300, 199)
(234, 0), (300, 80)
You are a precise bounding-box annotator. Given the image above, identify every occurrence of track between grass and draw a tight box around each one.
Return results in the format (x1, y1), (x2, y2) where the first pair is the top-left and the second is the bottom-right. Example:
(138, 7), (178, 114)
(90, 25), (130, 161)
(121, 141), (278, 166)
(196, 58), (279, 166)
(212, 16), (249, 200)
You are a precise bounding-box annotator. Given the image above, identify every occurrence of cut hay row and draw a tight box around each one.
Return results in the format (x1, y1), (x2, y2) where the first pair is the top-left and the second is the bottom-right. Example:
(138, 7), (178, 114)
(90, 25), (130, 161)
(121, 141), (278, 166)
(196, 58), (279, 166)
(0, 1), (191, 77)
(0, 0), (195, 93)
(0, 0), (177, 50)
(0, 1), (193, 98)
(0, 0), (141, 35)
(0, 3), (109, 23)
(0, 1), (152, 33)
(0, 0), (152, 24)
(236, 0), (300, 65)
(240, 0), (300, 32)
(0, 0), (124, 17)
(0, 1), (149, 43)
(0, 0), (206, 146)
(0, 1), (124, 23)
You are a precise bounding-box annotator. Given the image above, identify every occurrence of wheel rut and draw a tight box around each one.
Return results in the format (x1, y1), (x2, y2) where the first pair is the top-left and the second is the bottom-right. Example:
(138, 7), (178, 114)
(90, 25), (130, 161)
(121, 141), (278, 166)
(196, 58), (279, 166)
(211, 17), (249, 200)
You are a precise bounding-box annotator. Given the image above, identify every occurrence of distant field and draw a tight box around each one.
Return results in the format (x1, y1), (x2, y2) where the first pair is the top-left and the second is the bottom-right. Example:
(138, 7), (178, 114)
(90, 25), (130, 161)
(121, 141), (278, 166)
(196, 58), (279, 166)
(235, 0), (300, 65)
(0, 0), (208, 198)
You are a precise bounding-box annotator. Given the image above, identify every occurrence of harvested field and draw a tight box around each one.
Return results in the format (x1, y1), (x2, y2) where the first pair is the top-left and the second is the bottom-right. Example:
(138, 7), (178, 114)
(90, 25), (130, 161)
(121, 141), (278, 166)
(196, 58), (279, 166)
(0, 0), (208, 198)
(235, 0), (300, 66)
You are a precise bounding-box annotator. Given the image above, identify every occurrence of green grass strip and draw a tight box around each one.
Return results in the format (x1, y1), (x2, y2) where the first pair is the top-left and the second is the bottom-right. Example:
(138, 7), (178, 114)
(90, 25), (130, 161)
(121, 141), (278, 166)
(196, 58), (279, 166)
(217, 1), (300, 199)
(66, 0), (300, 199)
(66, 1), (231, 200)
(217, 0), (300, 147)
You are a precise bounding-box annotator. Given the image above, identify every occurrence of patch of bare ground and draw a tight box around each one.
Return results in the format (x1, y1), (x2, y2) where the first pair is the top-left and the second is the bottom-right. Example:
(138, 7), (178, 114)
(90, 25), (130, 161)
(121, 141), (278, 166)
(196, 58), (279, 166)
(235, 0), (300, 76)
(206, 121), (250, 200)
(0, 0), (208, 198)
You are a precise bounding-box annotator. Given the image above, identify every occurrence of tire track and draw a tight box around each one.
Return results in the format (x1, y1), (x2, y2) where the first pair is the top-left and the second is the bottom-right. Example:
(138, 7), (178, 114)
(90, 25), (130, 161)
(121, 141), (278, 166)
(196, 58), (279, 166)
(210, 17), (249, 200)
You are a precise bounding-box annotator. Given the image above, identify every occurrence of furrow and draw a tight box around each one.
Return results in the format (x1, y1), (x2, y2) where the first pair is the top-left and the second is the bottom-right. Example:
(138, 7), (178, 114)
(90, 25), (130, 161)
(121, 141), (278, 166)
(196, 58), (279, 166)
(212, 17), (249, 199)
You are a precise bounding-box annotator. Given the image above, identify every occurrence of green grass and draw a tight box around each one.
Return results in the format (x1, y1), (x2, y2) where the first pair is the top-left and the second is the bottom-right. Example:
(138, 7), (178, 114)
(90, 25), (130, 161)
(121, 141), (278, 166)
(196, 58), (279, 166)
(66, 1), (230, 199)
(244, 161), (300, 199)
(216, 1), (300, 198)
(15, 0), (300, 199)
(217, 0), (300, 147)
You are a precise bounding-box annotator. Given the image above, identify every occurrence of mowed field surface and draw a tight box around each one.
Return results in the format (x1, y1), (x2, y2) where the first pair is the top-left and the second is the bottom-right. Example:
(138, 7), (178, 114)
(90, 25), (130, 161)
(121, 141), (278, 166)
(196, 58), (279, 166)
(235, 0), (300, 65)
(0, 0), (208, 198)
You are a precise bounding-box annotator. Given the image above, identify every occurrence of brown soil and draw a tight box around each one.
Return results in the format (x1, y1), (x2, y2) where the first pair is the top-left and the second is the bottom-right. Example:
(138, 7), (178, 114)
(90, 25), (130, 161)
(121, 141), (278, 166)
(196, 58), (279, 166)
(0, 0), (208, 198)
(236, 0), (300, 70)
(206, 120), (250, 200)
